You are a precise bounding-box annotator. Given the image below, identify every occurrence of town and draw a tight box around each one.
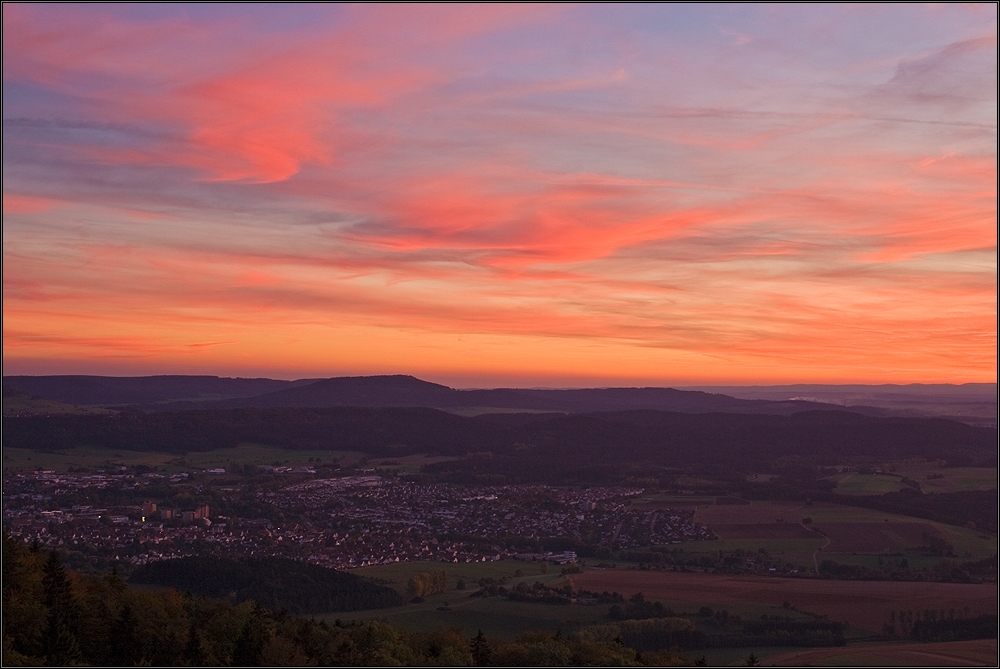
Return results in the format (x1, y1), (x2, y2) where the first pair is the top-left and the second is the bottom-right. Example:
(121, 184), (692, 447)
(3, 467), (715, 570)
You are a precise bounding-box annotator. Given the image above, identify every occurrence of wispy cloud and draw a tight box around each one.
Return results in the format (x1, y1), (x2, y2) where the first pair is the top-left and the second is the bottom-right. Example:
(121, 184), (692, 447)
(3, 3), (996, 384)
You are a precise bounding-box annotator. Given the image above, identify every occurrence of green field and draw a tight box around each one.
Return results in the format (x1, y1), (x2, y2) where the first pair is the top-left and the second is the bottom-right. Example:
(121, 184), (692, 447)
(899, 467), (997, 494)
(354, 559), (554, 593)
(831, 474), (907, 495)
(930, 522), (998, 560)
(1, 443), (365, 473)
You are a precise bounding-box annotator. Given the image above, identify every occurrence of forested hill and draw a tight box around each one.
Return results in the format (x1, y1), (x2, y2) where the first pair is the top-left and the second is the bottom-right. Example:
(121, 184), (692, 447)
(4, 407), (995, 475)
(3, 374), (862, 416)
(2, 375), (316, 406)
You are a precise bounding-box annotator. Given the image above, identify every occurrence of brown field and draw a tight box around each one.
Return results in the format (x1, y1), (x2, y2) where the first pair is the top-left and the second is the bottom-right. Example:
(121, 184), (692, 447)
(715, 496), (752, 505)
(375, 453), (459, 466)
(712, 523), (817, 540)
(571, 570), (997, 634)
(765, 638), (998, 667)
(631, 500), (701, 511)
(816, 522), (936, 553)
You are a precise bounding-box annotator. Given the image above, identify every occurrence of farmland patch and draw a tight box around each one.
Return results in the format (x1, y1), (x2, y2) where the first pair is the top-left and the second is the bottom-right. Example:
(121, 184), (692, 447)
(696, 501), (807, 525)
(711, 523), (817, 540)
(571, 570), (998, 634)
(832, 474), (907, 495)
(814, 522), (938, 553)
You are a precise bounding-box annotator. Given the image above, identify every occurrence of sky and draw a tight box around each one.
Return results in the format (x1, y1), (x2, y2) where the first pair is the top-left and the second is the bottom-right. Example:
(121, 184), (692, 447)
(2, 3), (997, 387)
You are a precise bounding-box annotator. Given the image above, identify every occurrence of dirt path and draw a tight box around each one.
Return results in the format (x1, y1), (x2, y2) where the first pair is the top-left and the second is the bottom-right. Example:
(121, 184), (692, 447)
(809, 524), (831, 574)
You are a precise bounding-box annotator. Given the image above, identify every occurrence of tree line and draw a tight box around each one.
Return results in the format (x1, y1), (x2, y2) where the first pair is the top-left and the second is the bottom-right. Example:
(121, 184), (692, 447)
(128, 555), (404, 614)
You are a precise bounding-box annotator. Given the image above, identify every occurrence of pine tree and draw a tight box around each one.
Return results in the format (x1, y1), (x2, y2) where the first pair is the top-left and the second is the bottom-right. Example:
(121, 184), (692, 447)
(42, 551), (81, 665)
(232, 602), (271, 666)
(183, 622), (204, 666)
(470, 629), (491, 666)
(110, 603), (143, 666)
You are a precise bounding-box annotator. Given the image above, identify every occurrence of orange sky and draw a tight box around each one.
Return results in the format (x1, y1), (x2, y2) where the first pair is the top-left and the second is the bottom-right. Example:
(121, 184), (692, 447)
(3, 4), (996, 386)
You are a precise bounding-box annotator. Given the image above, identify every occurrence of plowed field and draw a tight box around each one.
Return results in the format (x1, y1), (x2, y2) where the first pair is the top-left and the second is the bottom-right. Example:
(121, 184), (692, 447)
(815, 522), (937, 553)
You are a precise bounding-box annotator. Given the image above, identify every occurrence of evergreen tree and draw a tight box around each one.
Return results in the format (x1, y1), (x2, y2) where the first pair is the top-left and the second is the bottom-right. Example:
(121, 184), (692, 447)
(42, 551), (81, 665)
(471, 629), (491, 666)
(183, 622), (205, 666)
(110, 603), (143, 666)
(232, 602), (272, 666)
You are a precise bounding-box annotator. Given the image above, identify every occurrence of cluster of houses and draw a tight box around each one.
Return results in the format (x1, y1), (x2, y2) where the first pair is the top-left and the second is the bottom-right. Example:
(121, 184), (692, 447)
(4, 468), (715, 571)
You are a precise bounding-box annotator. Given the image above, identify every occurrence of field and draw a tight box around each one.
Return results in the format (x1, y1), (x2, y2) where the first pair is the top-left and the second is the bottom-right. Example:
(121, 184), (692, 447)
(831, 474), (907, 495)
(691, 500), (998, 562)
(764, 638), (997, 667)
(828, 467), (997, 495)
(666, 537), (825, 570)
(901, 467), (998, 494)
(367, 453), (462, 473)
(570, 570), (998, 634)
(1, 443), (366, 473)
(818, 522), (937, 553)
(353, 559), (554, 593)
(709, 523), (817, 539)
(329, 560), (612, 638)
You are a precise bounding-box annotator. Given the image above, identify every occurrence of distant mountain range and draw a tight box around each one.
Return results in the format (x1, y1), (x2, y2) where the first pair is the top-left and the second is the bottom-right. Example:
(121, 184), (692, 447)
(3, 374), (996, 425)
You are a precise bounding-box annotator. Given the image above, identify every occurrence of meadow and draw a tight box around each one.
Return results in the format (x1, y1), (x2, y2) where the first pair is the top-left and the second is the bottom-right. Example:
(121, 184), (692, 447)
(830, 474), (908, 495)
(902, 467), (997, 494)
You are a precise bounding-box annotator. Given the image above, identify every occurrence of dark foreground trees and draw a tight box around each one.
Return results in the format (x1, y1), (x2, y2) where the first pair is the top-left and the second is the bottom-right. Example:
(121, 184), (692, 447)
(2, 535), (693, 666)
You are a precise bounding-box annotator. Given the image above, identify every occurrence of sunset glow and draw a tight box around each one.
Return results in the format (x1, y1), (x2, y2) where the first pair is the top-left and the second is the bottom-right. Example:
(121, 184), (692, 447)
(3, 4), (996, 386)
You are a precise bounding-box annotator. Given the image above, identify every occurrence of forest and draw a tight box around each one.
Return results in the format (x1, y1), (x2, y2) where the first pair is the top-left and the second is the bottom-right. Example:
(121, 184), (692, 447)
(2, 536), (693, 666)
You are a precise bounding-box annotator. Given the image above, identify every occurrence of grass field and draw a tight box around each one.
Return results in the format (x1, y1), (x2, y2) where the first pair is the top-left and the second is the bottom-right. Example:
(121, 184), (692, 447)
(1, 443), (366, 473)
(831, 474), (907, 495)
(900, 467), (998, 494)
(354, 559), (555, 594)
